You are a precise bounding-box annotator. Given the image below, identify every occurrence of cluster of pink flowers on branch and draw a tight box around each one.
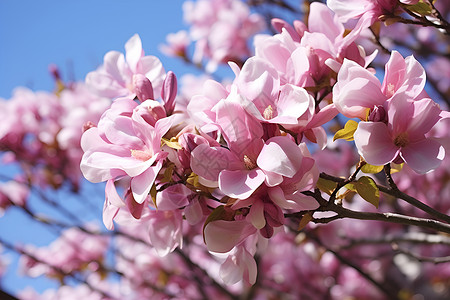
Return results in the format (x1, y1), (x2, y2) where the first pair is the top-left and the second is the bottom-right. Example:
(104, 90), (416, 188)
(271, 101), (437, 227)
(79, 1), (449, 288)
(1, 0), (450, 299)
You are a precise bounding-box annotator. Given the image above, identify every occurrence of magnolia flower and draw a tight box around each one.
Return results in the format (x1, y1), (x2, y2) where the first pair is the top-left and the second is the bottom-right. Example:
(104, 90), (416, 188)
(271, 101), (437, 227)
(86, 34), (165, 99)
(80, 98), (172, 204)
(333, 51), (426, 119)
(354, 95), (444, 174)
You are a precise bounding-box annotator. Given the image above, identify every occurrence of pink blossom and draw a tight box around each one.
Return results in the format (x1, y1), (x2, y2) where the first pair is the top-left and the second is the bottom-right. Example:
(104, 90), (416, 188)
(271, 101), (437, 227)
(86, 34), (165, 99)
(327, 0), (399, 24)
(354, 95), (444, 173)
(183, 0), (265, 72)
(80, 97), (173, 204)
(333, 50), (426, 119)
(0, 180), (28, 214)
(235, 57), (316, 127)
(159, 30), (191, 58)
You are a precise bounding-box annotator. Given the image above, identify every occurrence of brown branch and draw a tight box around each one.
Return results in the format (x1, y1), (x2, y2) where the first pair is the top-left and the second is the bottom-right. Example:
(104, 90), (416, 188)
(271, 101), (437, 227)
(392, 244), (450, 264)
(312, 202), (450, 234)
(383, 165), (450, 224)
(340, 232), (450, 249)
(304, 230), (398, 299)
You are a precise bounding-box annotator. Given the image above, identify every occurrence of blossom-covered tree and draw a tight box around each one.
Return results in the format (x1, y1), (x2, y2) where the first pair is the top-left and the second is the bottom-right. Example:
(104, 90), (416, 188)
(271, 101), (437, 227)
(1, 0), (449, 299)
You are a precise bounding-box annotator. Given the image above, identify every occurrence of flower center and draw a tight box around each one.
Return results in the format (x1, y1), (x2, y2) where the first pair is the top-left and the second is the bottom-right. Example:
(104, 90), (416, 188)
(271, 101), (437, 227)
(263, 105), (274, 120)
(243, 155), (257, 170)
(394, 132), (409, 148)
(131, 149), (153, 161)
(386, 83), (395, 98)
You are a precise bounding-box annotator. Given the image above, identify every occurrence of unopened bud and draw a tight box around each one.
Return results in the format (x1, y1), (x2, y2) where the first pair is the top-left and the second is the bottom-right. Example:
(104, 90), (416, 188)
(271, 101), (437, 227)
(161, 71), (177, 115)
(133, 74), (154, 102)
(48, 64), (61, 81)
(82, 121), (96, 132)
(368, 105), (387, 122)
(293, 20), (307, 38)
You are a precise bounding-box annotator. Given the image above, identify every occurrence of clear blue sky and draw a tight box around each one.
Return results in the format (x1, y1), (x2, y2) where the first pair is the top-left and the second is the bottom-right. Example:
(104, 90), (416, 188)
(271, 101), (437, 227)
(0, 0), (193, 295)
(0, 0), (191, 99)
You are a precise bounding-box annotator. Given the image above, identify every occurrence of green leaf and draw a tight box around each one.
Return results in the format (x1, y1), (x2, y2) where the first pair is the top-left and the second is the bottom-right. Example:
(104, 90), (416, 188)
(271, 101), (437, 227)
(317, 177), (338, 195)
(202, 206), (235, 242)
(361, 163), (384, 174)
(355, 176), (380, 208)
(406, 0), (433, 16)
(162, 137), (182, 149)
(161, 163), (175, 183)
(333, 120), (358, 141)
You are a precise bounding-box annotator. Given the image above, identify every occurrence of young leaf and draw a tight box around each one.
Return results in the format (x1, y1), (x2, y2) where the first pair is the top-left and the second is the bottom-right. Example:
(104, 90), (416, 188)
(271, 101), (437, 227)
(355, 176), (380, 208)
(317, 177), (338, 195)
(333, 120), (358, 141)
(361, 163), (384, 174)
(162, 137), (182, 149)
(404, 0), (432, 16)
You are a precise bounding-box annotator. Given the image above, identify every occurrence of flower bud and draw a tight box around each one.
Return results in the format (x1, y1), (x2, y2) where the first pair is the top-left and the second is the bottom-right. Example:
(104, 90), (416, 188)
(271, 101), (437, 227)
(133, 74), (154, 102)
(271, 18), (300, 42)
(368, 105), (387, 122)
(161, 71), (177, 115)
(293, 20), (307, 38)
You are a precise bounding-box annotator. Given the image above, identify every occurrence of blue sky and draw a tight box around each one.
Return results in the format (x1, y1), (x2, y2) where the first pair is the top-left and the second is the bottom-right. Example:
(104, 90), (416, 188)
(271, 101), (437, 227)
(0, 0), (195, 295)
(0, 0), (192, 99)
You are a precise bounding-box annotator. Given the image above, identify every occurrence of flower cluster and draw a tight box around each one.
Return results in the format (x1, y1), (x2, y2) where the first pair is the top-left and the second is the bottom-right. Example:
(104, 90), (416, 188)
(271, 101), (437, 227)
(1, 0), (450, 298)
(79, 2), (448, 286)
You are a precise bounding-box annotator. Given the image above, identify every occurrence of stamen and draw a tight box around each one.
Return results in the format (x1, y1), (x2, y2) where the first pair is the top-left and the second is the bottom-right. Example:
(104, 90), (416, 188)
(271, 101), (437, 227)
(131, 149), (153, 161)
(263, 105), (274, 120)
(243, 155), (257, 170)
(394, 132), (409, 148)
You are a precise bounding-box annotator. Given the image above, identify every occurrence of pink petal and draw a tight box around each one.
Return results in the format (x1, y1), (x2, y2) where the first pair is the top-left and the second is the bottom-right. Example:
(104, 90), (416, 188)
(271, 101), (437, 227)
(131, 162), (162, 204)
(406, 98), (442, 139)
(333, 59), (385, 118)
(148, 210), (183, 257)
(308, 2), (344, 41)
(247, 200), (265, 229)
(237, 56), (280, 102)
(191, 145), (241, 182)
(204, 220), (256, 253)
(156, 183), (191, 210)
(215, 98), (263, 158)
(219, 169), (266, 199)
(125, 34), (143, 73)
(272, 85), (314, 125)
(257, 136), (303, 178)
(354, 122), (398, 166)
(401, 139), (444, 174)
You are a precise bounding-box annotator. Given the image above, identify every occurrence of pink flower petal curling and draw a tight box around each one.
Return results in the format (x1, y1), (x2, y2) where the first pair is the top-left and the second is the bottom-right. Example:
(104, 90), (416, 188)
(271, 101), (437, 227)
(333, 59), (386, 119)
(131, 160), (163, 204)
(401, 139), (444, 174)
(204, 220), (256, 253)
(247, 199), (265, 229)
(191, 144), (240, 182)
(257, 136), (303, 178)
(148, 210), (183, 257)
(220, 246), (257, 285)
(354, 122), (399, 166)
(219, 169), (266, 199)
(156, 183), (191, 210)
